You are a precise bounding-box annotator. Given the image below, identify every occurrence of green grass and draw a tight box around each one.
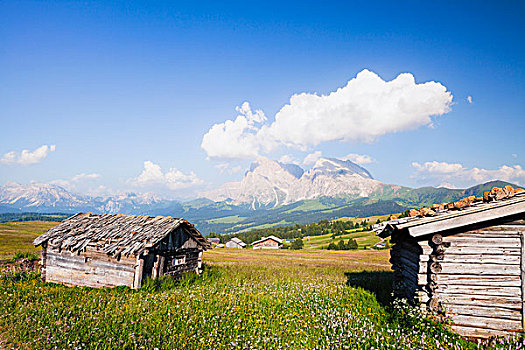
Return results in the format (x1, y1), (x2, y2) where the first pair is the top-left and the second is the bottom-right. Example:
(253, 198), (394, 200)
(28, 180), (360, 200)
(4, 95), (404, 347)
(236, 219), (289, 232)
(0, 223), (521, 349)
(1, 249), (515, 349)
(303, 229), (383, 249)
(0, 221), (55, 259)
(282, 199), (331, 213)
(207, 215), (247, 224)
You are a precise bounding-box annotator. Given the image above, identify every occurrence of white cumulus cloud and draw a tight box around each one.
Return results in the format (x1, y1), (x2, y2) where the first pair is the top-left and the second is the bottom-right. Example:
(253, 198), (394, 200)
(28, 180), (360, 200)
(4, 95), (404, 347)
(0, 145), (56, 165)
(412, 161), (464, 174)
(201, 102), (268, 160)
(129, 161), (205, 191)
(412, 161), (525, 187)
(72, 173), (101, 182)
(201, 69), (453, 160)
(303, 151), (323, 165)
(467, 96), (473, 104)
(341, 153), (375, 164)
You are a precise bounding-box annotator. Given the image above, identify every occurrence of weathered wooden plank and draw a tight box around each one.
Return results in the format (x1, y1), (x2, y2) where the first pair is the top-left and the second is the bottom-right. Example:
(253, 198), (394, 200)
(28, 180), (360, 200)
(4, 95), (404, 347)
(436, 262), (520, 275)
(435, 292), (522, 309)
(451, 325), (517, 338)
(438, 253), (520, 265)
(441, 246), (520, 255)
(443, 236), (520, 248)
(45, 266), (134, 288)
(46, 254), (136, 273)
(45, 261), (135, 279)
(455, 231), (521, 238)
(432, 274), (521, 287)
(445, 304), (522, 321)
(435, 284), (520, 297)
(47, 249), (137, 266)
(449, 314), (522, 332)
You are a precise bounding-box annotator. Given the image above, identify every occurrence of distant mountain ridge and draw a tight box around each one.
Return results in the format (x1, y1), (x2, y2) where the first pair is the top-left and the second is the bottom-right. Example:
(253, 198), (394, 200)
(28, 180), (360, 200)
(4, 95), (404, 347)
(0, 168), (520, 234)
(203, 157), (386, 208)
(0, 181), (170, 214)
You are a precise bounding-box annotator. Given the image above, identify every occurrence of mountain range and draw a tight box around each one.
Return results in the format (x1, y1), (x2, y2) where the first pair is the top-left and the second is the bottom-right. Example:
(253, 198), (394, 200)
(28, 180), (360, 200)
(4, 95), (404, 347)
(203, 157), (386, 208)
(0, 158), (518, 234)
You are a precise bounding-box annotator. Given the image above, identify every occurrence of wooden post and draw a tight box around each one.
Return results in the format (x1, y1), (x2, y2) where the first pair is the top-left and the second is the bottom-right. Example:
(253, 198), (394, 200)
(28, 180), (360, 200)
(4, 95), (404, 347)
(41, 242), (48, 282)
(133, 255), (145, 289)
(519, 232), (525, 331)
(197, 251), (203, 273)
(152, 254), (160, 279)
(158, 256), (165, 278)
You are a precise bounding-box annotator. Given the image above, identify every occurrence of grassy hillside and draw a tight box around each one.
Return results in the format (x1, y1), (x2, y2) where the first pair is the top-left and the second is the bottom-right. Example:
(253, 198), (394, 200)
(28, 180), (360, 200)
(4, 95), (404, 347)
(216, 212), (395, 249)
(0, 221), (54, 259)
(303, 230), (383, 249)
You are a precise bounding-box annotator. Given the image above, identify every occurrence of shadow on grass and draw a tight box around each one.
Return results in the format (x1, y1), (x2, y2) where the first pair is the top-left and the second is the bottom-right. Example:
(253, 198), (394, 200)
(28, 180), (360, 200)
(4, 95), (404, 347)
(345, 271), (393, 306)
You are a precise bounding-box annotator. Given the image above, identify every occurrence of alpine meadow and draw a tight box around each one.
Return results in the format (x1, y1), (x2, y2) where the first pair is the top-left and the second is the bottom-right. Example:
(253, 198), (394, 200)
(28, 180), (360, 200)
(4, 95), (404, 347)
(2, 1), (525, 349)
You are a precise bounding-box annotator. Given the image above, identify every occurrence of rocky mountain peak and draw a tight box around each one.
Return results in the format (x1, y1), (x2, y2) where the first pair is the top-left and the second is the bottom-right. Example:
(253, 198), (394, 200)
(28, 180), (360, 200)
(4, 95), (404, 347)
(204, 156), (381, 207)
(309, 157), (373, 179)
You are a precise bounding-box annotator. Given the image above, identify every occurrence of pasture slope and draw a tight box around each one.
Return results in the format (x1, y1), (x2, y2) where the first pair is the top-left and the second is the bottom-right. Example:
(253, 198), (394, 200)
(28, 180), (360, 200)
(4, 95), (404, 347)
(0, 222), (522, 349)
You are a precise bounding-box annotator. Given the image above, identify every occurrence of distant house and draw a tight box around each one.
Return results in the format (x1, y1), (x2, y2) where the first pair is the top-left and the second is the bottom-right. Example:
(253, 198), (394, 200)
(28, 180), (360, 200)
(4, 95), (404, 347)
(374, 187), (525, 338)
(33, 213), (208, 289)
(284, 238), (295, 243)
(373, 241), (386, 248)
(252, 236), (283, 249)
(225, 237), (246, 249)
(207, 237), (220, 246)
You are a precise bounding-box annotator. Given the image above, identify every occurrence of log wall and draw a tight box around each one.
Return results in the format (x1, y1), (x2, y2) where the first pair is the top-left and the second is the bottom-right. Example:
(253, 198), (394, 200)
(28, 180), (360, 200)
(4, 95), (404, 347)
(44, 246), (137, 288)
(163, 249), (201, 280)
(42, 226), (205, 289)
(392, 216), (525, 338)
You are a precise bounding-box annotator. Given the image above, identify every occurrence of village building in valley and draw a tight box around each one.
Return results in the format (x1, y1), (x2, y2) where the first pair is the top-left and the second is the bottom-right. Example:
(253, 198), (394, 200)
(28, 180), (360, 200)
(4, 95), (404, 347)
(225, 237), (246, 249)
(207, 237), (220, 246)
(33, 213), (208, 289)
(252, 235), (283, 249)
(374, 186), (525, 338)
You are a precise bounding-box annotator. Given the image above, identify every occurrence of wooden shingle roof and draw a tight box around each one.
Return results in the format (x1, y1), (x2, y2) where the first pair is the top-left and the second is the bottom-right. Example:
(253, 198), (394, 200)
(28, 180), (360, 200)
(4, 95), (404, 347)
(34, 213), (208, 257)
(374, 193), (525, 238)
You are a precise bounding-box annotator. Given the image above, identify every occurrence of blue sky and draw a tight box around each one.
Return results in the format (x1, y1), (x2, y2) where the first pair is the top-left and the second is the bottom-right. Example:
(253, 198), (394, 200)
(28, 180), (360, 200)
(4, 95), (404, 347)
(1, 0), (524, 198)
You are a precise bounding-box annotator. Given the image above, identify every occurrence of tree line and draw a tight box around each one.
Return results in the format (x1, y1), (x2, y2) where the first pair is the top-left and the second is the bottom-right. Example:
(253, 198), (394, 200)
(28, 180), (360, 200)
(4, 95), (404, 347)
(209, 217), (384, 245)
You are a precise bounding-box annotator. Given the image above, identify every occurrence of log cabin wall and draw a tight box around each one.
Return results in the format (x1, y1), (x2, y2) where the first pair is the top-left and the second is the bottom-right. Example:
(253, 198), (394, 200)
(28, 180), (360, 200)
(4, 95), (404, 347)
(163, 249), (202, 280)
(44, 245), (137, 288)
(140, 226), (204, 283)
(392, 214), (525, 338)
(390, 234), (432, 307)
(429, 216), (525, 338)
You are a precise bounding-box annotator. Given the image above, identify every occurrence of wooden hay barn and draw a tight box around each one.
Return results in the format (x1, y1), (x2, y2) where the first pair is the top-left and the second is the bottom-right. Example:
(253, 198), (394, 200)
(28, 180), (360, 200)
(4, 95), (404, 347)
(225, 237), (246, 249)
(252, 235), (283, 249)
(374, 188), (525, 338)
(33, 213), (208, 289)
